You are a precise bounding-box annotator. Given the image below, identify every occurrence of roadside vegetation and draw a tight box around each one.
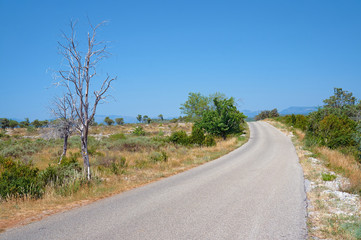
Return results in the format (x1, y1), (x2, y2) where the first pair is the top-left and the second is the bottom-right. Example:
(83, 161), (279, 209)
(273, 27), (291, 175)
(267, 88), (361, 239)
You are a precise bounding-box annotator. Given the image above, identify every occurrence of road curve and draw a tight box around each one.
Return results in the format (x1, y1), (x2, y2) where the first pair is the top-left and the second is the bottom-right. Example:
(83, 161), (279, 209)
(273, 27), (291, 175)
(1, 122), (307, 240)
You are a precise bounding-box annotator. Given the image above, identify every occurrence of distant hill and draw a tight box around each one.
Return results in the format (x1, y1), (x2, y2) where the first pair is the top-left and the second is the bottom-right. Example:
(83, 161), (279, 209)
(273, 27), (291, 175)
(241, 110), (261, 118)
(279, 106), (318, 115)
(242, 106), (318, 121)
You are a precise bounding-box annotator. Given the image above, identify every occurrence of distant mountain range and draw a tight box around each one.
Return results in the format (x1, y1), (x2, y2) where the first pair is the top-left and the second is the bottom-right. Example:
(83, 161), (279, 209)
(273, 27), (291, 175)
(279, 106), (318, 115)
(241, 106), (318, 119)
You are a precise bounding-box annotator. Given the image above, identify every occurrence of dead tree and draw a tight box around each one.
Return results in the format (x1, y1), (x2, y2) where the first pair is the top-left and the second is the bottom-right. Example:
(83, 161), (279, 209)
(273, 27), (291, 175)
(58, 21), (116, 179)
(51, 95), (76, 164)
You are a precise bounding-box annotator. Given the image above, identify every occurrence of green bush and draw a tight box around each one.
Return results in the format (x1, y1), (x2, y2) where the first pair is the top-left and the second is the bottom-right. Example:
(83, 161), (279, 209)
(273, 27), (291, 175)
(0, 156), (44, 200)
(190, 126), (205, 145)
(149, 151), (168, 163)
(0, 139), (43, 158)
(318, 114), (356, 149)
(133, 126), (146, 136)
(169, 131), (189, 145)
(40, 154), (85, 196)
(204, 135), (216, 147)
(41, 154), (82, 186)
(111, 157), (127, 175)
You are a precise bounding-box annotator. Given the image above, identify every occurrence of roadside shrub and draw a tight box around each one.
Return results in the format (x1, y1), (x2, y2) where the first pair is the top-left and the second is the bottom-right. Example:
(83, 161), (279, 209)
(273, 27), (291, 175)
(133, 126), (146, 136)
(41, 154), (82, 186)
(318, 114), (356, 149)
(40, 154), (86, 196)
(190, 126), (205, 145)
(169, 131), (189, 145)
(134, 159), (149, 169)
(0, 156), (44, 200)
(294, 115), (308, 131)
(111, 157), (127, 175)
(96, 154), (127, 175)
(149, 151), (168, 163)
(204, 135), (216, 147)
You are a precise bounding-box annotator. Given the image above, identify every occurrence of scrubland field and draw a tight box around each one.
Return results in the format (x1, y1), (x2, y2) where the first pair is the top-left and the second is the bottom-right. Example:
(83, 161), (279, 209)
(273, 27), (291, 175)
(0, 122), (248, 231)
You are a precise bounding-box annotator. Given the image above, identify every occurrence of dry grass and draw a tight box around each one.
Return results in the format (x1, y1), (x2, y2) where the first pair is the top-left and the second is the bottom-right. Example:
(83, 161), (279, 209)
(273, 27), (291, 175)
(315, 147), (361, 193)
(0, 122), (248, 232)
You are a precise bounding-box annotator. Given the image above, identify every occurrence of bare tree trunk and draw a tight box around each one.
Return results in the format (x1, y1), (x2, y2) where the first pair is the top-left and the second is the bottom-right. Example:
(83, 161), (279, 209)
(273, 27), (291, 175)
(81, 126), (91, 180)
(59, 134), (68, 164)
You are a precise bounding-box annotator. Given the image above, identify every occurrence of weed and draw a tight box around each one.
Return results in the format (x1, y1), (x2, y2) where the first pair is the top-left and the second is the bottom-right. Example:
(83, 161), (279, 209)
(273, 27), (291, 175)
(133, 126), (146, 136)
(134, 159), (149, 169)
(109, 133), (126, 140)
(149, 151), (168, 163)
(322, 173), (337, 181)
(204, 135), (216, 147)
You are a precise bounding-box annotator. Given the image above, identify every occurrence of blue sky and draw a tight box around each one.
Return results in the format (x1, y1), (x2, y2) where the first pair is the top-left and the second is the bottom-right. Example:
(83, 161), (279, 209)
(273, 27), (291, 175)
(1, 0), (361, 120)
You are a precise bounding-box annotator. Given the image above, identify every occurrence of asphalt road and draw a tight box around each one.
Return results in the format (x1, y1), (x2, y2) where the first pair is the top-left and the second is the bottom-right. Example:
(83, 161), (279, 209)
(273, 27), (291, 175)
(1, 122), (308, 240)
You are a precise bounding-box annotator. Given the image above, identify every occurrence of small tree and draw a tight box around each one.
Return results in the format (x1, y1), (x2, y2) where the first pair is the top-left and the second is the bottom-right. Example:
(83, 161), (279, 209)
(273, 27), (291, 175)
(57, 20), (116, 179)
(8, 120), (18, 129)
(323, 88), (359, 117)
(158, 114), (164, 121)
(180, 92), (210, 122)
(32, 119), (42, 128)
(19, 118), (30, 128)
(137, 114), (142, 123)
(51, 95), (76, 164)
(115, 118), (124, 125)
(104, 117), (114, 126)
(0, 118), (10, 130)
(143, 115), (149, 124)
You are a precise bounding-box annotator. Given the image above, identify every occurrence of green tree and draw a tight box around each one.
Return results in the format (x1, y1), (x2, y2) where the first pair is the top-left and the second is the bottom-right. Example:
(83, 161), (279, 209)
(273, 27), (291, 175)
(104, 117), (115, 126)
(19, 118), (30, 128)
(8, 120), (19, 129)
(158, 114), (164, 121)
(323, 88), (360, 117)
(115, 118), (124, 125)
(0, 118), (9, 130)
(136, 114), (142, 123)
(180, 92), (210, 122)
(196, 97), (246, 139)
(143, 115), (149, 124)
(32, 119), (42, 128)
